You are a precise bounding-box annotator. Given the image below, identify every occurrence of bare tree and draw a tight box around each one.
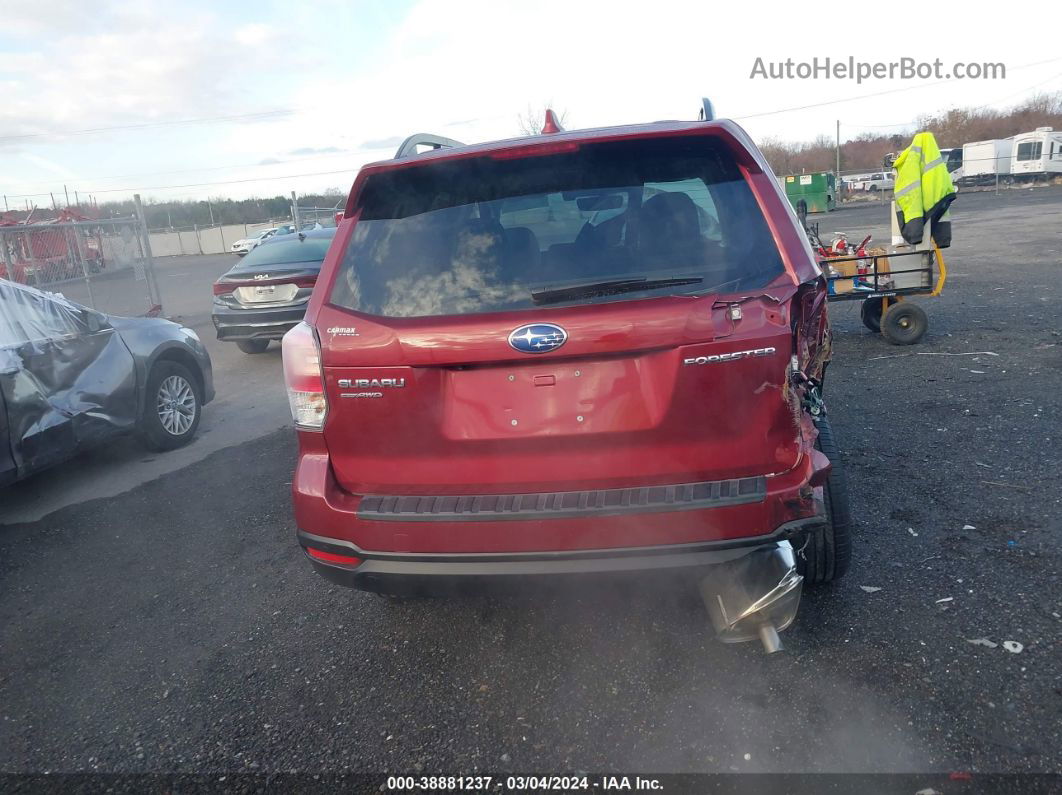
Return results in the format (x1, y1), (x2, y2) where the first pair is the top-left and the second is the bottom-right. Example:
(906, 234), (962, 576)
(757, 91), (1062, 176)
(518, 103), (569, 135)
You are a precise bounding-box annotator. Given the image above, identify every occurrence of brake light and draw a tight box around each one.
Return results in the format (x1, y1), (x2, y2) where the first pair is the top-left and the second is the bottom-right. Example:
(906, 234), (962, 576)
(490, 141), (580, 159)
(212, 282), (234, 296)
(282, 321), (327, 430)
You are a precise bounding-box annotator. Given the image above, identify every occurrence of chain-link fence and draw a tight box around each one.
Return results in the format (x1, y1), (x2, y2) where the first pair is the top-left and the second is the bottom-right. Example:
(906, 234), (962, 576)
(0, 215), (161, 317)
(294, 205), (342, 228)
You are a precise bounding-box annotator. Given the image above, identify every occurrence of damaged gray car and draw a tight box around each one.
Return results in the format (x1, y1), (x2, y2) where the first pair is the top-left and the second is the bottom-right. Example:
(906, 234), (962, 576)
(0, 279), (214, 488)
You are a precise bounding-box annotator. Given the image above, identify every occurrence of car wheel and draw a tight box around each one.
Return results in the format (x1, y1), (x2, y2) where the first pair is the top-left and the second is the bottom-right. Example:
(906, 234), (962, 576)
(881, 301), (928, 345)
(860, 297), (884, 333)
(236, 339), (270, 354)
(796, 417), (853, 585)
(138, 361), (202, 451)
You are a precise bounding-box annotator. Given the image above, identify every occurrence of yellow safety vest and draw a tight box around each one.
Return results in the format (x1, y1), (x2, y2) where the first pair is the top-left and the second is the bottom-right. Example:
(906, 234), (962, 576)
(893, 131), (956, 247)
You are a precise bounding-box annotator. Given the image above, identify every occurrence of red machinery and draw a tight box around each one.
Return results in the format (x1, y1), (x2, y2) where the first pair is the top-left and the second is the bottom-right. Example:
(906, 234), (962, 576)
(0, 208), (105, 285)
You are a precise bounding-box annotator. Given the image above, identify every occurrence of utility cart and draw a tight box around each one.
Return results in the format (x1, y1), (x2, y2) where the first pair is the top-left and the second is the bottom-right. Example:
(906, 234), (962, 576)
(807, 222), (947, 345)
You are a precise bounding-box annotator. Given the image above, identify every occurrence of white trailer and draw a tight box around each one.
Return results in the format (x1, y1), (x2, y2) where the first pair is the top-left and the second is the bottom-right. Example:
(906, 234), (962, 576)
(959, 139), (1012, 185)
(1010, 127), (1062, 181)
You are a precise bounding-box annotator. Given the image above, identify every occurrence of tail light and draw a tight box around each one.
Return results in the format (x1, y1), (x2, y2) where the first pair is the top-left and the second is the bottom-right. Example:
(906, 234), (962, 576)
(282, 321), (327, 430)
(213, 276), (316, 295)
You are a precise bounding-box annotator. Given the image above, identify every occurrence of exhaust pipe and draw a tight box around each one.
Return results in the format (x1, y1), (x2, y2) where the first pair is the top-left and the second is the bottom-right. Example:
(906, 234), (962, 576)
(757, 622), (783, 655)
(700, 541), (803, 654)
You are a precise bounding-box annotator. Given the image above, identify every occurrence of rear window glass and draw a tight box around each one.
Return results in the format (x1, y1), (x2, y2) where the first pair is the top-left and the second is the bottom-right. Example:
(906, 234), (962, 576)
(331, 137), (784, 318)
(229, 235), (333, 271)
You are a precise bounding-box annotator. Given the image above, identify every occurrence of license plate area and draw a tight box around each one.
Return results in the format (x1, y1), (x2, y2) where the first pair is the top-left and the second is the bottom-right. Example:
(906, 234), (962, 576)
(236, 284), (298, 304)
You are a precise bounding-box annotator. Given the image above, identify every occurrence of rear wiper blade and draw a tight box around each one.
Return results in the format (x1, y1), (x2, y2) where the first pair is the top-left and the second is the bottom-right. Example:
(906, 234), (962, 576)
(531, 277), (704, 305)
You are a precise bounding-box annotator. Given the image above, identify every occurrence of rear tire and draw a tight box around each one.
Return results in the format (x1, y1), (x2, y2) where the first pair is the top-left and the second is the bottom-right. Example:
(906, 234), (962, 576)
(861, 297), (884, 333)
(137, 361), (202, 451)
(236, 339), (270, 354)
(796, 417), (853, 585)
(881, 301), (928, 345)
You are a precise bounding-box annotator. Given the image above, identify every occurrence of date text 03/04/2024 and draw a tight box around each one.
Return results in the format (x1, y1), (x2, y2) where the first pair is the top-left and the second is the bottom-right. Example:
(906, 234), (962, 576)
(384, 776), (663, 791)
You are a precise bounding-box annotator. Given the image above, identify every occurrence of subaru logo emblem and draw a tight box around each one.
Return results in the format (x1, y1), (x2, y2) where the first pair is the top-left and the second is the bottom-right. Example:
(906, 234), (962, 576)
(508, 323), (567, 354)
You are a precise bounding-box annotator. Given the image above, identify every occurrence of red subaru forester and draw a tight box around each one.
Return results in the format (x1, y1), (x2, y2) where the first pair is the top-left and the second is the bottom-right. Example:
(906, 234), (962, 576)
(284, 111), (851, 650)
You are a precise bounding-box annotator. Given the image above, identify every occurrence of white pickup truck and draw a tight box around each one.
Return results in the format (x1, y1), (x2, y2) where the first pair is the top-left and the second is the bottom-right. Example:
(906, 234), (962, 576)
(845, 172), (894, 192)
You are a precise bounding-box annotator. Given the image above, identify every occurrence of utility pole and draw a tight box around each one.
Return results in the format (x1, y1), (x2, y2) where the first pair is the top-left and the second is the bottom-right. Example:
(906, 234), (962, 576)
(207, 200), (215, 226)
(50, 192), (57, 210)
(64, 184), (70, 207)
(74, 190), (80, 207)
(835, 119), (841, 186)
(291, 190), (301, 231)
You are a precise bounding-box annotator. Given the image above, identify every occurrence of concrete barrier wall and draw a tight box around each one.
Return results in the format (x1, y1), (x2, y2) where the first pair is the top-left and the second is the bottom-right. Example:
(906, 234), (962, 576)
(149, 224), (263, 257)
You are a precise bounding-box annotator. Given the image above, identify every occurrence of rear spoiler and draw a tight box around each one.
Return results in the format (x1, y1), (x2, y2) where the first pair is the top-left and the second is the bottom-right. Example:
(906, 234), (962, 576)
(394, 133), (465, 159)
(395, 98), (714, 159)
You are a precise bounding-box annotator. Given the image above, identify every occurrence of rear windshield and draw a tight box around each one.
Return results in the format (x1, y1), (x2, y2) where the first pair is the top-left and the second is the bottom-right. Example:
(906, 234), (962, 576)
(229, 235), (333, 271)
(330, 137), (784, 318)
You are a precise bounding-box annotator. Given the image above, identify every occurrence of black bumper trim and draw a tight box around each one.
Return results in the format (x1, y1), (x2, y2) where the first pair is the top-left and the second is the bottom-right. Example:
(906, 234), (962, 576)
(297, 517), (819, 565)
(298, 518), (820, 594)
(357, 476), (767, 523)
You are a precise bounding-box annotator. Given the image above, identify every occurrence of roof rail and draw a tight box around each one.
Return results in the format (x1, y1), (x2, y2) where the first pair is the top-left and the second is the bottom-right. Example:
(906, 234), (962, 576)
(394, 133), (466, 159)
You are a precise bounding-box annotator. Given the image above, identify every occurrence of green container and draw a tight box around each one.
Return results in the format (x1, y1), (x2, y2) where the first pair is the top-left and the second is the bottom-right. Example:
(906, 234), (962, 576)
(783, 172), (836, 213)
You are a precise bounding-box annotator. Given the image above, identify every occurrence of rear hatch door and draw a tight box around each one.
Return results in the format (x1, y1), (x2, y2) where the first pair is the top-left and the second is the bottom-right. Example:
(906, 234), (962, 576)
(318, 134), (800, 497)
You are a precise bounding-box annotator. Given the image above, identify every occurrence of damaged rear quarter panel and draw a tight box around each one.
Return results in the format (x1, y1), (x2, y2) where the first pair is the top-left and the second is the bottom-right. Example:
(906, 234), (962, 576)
(1, 280), (214, 483)
(0, 327), (138, 478)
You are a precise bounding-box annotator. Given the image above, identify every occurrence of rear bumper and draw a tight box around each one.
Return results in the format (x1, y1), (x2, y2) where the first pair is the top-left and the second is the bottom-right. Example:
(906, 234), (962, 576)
(293, 438), (831, 593)
(298, 519), (820, 594)
(212, 304), (305, 341)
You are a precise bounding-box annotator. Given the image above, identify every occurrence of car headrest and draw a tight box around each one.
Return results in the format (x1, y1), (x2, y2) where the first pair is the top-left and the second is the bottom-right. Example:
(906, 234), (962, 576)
(640, 192), (701, 251)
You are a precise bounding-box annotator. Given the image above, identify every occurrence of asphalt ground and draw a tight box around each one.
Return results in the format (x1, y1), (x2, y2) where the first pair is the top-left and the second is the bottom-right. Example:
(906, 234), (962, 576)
(1, 187), (1060, 777)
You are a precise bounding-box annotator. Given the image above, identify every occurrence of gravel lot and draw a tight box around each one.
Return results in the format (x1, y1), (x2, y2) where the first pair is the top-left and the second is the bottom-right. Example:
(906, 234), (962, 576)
(1, 188), (1060, 776)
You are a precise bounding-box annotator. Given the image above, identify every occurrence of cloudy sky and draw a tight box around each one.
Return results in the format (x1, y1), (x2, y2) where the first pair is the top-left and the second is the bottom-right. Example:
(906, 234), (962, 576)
(3, 0), (1061, 207)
